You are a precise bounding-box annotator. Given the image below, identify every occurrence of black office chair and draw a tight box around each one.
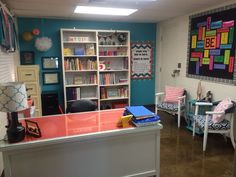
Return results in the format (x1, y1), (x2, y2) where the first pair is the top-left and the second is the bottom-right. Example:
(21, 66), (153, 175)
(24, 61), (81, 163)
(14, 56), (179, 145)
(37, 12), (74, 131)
(66, 99), (97, 113)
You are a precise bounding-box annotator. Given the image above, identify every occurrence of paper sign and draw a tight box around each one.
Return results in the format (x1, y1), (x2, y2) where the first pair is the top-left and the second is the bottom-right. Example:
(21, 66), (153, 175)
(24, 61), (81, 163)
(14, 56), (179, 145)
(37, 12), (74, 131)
(131, 43), (152, 79)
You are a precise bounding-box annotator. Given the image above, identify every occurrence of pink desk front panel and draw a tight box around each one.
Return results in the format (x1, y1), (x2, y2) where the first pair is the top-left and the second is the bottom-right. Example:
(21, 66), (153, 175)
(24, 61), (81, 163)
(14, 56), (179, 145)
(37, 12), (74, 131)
(22, 108), (132, 143)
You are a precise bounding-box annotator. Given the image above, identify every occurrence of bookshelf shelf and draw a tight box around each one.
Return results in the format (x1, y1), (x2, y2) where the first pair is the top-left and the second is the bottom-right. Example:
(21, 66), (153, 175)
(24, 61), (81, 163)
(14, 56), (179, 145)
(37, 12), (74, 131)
(100, 83), (129, 86)
(99, 69), (128, 72)
(61, 29), (130, 111)
(64, 55), (97, 57)
(81, 97), (98, 100)
(65, 70), (97, 73)
(66, 84), (98, 87)
(99, 55), (129, 58)
(100, 97), (129, 101)
(98, 45), (128, 47)
(64, 41), (97, 44)
(67, 97), (98, 102)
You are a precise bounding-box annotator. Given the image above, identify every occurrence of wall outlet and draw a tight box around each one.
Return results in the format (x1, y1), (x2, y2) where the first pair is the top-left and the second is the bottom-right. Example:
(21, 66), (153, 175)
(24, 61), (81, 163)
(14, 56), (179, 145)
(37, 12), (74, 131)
(178, 63), (181, 68)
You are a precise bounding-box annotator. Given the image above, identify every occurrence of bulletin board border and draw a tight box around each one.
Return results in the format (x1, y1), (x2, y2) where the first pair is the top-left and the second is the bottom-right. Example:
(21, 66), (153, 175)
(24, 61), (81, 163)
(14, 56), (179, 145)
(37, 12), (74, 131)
(131, 42), (153, 80)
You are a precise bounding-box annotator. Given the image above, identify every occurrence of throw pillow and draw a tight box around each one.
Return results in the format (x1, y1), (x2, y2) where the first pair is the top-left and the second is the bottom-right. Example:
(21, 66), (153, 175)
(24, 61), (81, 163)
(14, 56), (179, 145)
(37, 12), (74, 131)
(212, 98), (233, 123)
(164, 86), (184, 103)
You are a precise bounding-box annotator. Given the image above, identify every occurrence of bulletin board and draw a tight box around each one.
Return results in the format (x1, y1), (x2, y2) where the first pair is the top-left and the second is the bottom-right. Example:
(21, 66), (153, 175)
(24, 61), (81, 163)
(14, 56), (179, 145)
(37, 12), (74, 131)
(187, 4), (236, 85)
(131, 43), (152, 79)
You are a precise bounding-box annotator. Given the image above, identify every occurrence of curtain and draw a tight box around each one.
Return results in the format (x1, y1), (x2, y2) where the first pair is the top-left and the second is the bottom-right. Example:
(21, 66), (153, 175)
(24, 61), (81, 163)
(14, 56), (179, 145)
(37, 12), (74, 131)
(0, 8), (17, 52)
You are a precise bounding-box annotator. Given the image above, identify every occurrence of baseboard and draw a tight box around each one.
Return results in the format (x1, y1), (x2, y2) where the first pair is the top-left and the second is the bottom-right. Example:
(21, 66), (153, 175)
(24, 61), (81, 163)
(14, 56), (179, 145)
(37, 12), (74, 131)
(1, 170), (4, 177)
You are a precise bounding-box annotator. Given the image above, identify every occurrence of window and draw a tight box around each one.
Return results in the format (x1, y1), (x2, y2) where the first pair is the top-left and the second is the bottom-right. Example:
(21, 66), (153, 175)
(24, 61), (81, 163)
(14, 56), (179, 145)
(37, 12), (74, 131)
(0, 48), (16, 174)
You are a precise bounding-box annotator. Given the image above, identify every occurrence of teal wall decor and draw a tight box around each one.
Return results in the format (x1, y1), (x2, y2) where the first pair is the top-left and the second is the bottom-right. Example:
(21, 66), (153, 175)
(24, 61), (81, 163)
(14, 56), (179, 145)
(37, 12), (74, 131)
(17, 18), (157, 108)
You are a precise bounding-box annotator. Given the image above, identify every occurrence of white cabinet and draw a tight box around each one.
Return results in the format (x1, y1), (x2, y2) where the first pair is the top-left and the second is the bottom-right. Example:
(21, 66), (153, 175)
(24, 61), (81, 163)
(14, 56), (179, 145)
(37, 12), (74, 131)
(17, 65), (42, 117)
(60, 29), (130, 111)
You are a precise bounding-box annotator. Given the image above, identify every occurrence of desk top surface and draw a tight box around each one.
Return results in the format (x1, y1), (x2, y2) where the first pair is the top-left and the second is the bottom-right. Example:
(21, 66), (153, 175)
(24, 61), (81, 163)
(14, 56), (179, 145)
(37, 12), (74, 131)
(23, 109), (127, 142)
(0, 109), (162, 151)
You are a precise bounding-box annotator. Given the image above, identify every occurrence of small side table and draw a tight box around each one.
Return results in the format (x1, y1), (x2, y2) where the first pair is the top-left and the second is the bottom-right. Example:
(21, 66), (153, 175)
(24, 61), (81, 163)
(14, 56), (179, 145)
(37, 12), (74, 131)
(186, 99), (206, 135)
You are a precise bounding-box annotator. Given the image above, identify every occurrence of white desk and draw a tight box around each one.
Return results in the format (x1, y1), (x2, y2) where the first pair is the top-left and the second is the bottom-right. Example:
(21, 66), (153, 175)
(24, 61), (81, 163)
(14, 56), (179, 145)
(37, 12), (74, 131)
(0, 109), (163, 177)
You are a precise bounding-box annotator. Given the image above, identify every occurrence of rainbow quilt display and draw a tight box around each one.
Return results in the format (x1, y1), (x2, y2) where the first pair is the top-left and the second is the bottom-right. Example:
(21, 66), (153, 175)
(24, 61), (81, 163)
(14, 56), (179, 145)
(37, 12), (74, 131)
(187, 6), (236, 81)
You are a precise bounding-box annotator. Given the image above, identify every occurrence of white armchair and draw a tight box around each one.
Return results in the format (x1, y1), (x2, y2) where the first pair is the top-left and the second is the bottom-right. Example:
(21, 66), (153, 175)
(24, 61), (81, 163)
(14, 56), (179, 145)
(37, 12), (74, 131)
(155, 90), (186, 128)
(192, 100), (236, 151)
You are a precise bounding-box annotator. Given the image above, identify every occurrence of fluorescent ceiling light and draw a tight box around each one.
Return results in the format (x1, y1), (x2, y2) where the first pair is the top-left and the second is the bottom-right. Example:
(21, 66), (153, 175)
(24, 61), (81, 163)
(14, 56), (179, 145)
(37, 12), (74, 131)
(74, 6), (137, 16)
(89, 0), (156, 2)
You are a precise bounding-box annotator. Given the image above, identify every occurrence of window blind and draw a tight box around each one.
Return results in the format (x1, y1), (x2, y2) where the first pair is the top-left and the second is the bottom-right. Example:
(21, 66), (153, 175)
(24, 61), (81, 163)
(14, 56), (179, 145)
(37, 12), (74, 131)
(0, 48), (16, 174)
(0, 49), (15, 82)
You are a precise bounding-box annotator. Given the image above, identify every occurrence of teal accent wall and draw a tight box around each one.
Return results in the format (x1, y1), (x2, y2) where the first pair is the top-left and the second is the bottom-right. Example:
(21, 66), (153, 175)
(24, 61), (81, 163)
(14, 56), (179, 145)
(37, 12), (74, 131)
(17, 18), (156, 107)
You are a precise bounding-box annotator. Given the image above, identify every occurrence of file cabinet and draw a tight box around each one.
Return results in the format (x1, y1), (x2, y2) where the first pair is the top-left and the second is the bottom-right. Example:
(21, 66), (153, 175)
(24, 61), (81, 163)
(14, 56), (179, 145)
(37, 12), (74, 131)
(17, 65), (42, 117)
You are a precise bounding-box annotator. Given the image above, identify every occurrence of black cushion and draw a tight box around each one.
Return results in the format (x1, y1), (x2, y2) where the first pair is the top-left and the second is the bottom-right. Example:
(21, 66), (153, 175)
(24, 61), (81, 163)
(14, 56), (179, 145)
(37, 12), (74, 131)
(67, 100), (97, 113)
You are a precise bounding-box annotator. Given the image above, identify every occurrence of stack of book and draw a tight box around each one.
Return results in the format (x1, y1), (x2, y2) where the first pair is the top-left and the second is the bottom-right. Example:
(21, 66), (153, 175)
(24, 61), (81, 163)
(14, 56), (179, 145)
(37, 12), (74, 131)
(125, 106), (160, 127)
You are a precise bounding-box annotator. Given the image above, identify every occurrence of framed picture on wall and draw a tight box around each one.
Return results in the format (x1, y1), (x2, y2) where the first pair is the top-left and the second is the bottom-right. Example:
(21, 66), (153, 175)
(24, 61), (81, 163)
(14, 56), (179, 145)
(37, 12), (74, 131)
(43, 72), (59, 85)
(20, 51), (35, 65)
(42, 57), (59, 70)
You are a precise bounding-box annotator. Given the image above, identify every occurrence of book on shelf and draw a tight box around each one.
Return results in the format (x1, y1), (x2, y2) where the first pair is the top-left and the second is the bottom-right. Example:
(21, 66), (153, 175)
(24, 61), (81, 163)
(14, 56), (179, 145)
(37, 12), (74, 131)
(89, 74), (97, 84)
(74, 76), (83, 85)
(87, 59), (97, 70)
(99, 73), (115, 85)
(75, 58), (81, 70)
(64, 48), (73, 55)
(66, 77), (74, 85)
(119, 78), (128, 83)
(66, 87), (80, 101)
(107, 88), (118, 98)
(85, 44), (95, 55)
(100, 87), (107, 99)
(123, 58), (128, 69)
(64, 58), (82, 71)
(118, 87), (128, 97)
(76, 87), (80, 100)
(125, 106), (155, 120)
(74, 46), (85, 55)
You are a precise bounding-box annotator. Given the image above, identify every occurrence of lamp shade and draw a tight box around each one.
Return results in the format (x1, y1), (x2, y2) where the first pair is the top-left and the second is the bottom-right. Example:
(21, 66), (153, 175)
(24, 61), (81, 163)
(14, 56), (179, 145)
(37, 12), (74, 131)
(0, 82), (28, 112)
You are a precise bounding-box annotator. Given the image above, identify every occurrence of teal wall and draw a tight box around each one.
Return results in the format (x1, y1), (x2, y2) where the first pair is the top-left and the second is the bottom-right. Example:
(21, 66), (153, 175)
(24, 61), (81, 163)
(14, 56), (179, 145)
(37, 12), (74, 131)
(17, 18), (157, 107)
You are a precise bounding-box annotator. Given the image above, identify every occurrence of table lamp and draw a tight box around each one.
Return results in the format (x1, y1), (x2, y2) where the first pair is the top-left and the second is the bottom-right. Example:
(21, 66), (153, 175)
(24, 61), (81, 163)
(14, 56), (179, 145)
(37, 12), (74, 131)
(0, 82), (28, 143)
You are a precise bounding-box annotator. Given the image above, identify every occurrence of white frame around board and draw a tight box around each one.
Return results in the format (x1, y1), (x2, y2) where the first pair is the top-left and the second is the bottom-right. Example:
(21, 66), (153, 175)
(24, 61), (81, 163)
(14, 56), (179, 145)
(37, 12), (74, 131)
(131, 42), (152, 79)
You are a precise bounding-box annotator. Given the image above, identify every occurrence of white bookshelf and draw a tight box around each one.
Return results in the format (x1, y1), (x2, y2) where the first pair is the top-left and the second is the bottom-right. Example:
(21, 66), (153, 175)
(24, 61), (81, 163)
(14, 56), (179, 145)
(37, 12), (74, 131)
(61, 29), (130, 111)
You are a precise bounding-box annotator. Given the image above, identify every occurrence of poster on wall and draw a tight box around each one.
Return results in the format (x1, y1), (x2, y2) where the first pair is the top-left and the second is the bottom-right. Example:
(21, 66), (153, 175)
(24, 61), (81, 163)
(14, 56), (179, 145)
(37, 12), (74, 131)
(131, 43), (152, 79)
(187, 5), (236, 84)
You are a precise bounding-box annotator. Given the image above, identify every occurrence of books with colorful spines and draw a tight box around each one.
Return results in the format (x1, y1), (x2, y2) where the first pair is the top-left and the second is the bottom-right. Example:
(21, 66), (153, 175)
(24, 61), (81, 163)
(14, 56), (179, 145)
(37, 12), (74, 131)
(125, 106), (155, 120)
(85, 44), (95, 55)
(100, 87), (107, 99)
(76, 87), (80, 100)
(132, 115), (160, 127)
(132, 115), (160, 124)
(74, 46), (85, 55)
(74, 76), (83, 85)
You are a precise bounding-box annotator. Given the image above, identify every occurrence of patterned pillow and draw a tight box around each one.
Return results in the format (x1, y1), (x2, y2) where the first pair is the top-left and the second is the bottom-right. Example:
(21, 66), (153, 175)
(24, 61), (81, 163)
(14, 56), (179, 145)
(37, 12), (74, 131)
(164, 86), (184, 103)
(212, 98), (233, 123)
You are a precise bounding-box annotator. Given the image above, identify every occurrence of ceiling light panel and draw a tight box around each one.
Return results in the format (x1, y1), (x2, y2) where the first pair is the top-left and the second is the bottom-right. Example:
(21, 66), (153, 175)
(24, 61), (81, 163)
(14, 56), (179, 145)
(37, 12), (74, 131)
(89, 0), (156, 2)
(74, 6), (137, 16)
